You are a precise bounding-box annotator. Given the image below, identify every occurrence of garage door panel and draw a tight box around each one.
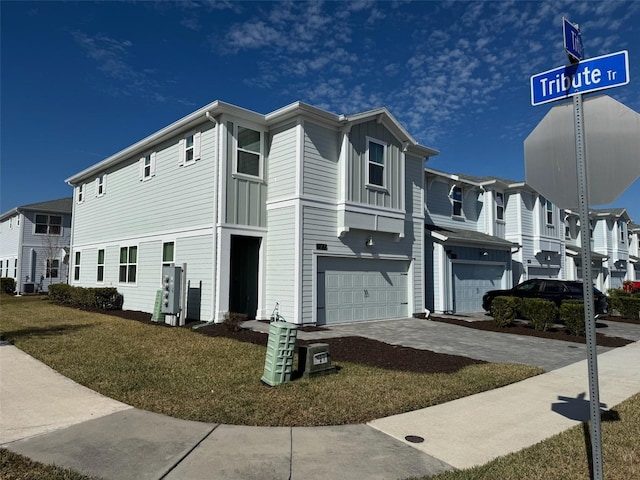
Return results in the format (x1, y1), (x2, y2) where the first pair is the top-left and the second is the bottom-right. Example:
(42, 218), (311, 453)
(453, 264), (505, 313)
(319, 258), (410, 325)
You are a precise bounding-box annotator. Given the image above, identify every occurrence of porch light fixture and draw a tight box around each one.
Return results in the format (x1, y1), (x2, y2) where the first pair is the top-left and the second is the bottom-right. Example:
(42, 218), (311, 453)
(481, 250), (489, 256)
(365, 236), (375, 247)
(545, 255), (552, 261)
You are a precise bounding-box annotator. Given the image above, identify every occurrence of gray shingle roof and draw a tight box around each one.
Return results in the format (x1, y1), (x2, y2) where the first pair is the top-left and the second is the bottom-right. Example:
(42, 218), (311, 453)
(426, 224), (518, 249)
(1, 197), (72, 221)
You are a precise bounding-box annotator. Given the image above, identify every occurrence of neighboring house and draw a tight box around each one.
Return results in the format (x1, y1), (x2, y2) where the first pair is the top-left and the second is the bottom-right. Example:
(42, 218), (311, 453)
(424, 169), (518, 314)
(0, 198), (73, 293)
(65, 100), (438, 324)
(629, 223), (640, 281)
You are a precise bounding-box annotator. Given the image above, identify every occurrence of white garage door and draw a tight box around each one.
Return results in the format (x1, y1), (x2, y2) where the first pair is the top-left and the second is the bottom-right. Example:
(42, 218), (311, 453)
(452, 263), (504, 313)
(317, 257), (409, 325)
(528, 267), (560, 279)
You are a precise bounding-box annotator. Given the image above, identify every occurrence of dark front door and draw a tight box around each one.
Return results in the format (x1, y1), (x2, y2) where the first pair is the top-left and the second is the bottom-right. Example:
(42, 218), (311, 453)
(229, 235), (260, 319)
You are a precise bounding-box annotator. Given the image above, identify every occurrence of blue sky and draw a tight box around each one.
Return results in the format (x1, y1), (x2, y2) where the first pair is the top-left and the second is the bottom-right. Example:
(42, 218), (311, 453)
(2, 1), (639, 221)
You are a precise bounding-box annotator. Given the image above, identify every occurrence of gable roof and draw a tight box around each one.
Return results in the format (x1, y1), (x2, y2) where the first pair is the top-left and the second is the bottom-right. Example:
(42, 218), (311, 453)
(0, 197), (73, 222)
(424, 167), (528, 191)
(66, 100), (438, 185)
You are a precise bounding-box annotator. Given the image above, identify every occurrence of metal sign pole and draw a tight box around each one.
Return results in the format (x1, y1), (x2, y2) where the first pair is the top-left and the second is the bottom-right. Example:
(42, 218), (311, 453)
(574, 92), (604, 480)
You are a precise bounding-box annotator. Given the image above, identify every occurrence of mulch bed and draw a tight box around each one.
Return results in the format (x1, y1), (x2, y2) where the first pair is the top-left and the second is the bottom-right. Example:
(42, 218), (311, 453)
(429, 316), (633, 348)
(94, 308), (635, 374)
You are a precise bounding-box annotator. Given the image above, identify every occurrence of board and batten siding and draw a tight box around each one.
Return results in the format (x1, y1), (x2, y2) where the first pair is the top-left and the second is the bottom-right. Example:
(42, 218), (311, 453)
(405, 154), (424, 218)
(267, 123), (298, 201)
(303, 121), (339, 199)
(224, 121), (267, 228)
(72, 123), (217, 246)
(347, 121), (402, 210)
(264, 205), (297, 322)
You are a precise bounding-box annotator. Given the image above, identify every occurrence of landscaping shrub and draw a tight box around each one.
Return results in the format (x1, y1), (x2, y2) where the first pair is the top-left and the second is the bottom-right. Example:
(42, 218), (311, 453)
(223, 311), (247, 332)
(520, 298), (558, 331)
(608, 288), (640, 321)
(1, 277), (16, 295)
(561, 300), (585, 336)
(492, 296), (520, 327)
(48, 284), (123, 311)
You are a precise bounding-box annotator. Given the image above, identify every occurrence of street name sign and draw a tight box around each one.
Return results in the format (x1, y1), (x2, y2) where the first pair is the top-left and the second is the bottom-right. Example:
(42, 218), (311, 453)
(530, 50), (629, 106)
(563, 17), (584, 63)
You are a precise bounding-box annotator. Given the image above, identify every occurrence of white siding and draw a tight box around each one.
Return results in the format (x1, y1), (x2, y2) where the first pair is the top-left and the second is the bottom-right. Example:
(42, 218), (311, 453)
(264, 206), (297, 322)
(177, 235), (214, 321)
(268, 123), (298, 200)
(303, 121), (338, 199)
(72, 123), (216, 246)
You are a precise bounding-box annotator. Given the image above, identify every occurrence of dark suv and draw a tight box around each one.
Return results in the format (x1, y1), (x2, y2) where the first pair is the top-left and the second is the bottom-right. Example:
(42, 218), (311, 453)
(482, 279), (608, 315)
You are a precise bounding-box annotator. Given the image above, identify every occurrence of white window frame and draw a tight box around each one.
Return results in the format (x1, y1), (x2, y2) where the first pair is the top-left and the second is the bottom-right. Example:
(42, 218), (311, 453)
(545, 199), (553, 225)
(179, 132), (201, 167)
(451, 186), (463, 218)
(95, 174), (107, 197)
(119, 246), (138, 284)
(140, 152), (156, 181)
(77, 184), (85, 204)
(73, 251), (81, 282)
(162, 241), (175, 268)
(495, 192), (505, 221)
(34, 214), (62, 235)
(14, 258), (18, 278)
(97, 249), (105, 283)
(619, 220), (626, 244)
(234, 125), (264, 179)
(366, 137), (387, 189)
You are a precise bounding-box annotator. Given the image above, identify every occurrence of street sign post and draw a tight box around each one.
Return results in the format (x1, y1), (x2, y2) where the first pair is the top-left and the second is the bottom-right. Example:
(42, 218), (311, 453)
(530, 50), (629, 105)
(563, 17), (584, 63)
(527, 19), (634, 480)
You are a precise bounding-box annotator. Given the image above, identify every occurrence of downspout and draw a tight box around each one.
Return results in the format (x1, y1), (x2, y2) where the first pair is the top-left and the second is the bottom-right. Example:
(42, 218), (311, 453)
(193, 111), (220, 330)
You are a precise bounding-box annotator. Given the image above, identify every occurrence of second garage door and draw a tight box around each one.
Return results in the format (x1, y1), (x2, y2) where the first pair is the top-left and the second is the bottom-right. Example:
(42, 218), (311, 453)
(452, 263), (505, 313)
(317, 257), (409, 325)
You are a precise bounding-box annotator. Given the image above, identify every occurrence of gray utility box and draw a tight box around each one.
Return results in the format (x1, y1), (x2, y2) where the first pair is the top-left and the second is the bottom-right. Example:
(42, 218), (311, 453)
(298, 343), (336, 378)
(161, 265), (182, 315)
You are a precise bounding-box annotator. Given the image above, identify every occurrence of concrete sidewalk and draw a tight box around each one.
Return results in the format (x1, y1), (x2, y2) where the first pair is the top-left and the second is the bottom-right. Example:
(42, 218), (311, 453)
(2, 331), (640, 479)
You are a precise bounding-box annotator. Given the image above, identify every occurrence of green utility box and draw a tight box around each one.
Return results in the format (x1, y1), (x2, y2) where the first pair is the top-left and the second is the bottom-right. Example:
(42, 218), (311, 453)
(298, 343), (336, 378)
(261, 321), (298, 387)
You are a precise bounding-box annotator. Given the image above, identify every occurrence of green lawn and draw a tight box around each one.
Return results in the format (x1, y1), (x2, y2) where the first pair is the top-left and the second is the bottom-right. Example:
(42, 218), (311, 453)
(0, 295), (541, 426)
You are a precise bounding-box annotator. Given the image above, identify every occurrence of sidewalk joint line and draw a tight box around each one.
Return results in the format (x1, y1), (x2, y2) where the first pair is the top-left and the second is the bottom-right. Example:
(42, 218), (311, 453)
(158, 424), (220, 480)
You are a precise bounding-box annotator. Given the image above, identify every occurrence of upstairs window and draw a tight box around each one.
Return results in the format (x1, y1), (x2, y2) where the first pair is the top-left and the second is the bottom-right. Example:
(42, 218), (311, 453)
(619, 220), (626, 244)
(495, 192), (505, 221)
(96, 174), (107, 197)
(236, 126), (262, 177)
(35, 214), (62, 235)
(140, 153), (156, 180)
(119, 246), (137, 283)
(97, 249), (105, 282)
(545, 199), (553, 225)
(180, 132), (201, 166)
(366, 138), (386, 188)
(451, 186), (463, 217)
(77, 184), (85, 204)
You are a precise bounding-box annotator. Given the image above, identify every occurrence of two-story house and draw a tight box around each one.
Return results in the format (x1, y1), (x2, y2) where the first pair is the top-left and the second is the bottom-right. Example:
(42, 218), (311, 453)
(0, 197), (73, 293)
(424, 169), (518, 314)
(562, 207), (635, 292)
(65, 101), (438, 325)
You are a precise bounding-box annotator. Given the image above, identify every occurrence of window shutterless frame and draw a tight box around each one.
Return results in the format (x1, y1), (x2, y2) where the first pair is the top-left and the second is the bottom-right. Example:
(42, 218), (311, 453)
(365, 137), (386, 189)
(235, 125), (263, 178)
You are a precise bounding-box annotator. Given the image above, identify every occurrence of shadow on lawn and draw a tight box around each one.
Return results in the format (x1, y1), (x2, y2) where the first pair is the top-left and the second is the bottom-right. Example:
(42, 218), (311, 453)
(0, 324), (94, 343)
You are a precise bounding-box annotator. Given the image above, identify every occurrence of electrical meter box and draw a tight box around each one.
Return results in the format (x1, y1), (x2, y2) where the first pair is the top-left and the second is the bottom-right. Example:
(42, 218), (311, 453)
(298, 343), (336, 378)
(161, 265), (182, 315)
